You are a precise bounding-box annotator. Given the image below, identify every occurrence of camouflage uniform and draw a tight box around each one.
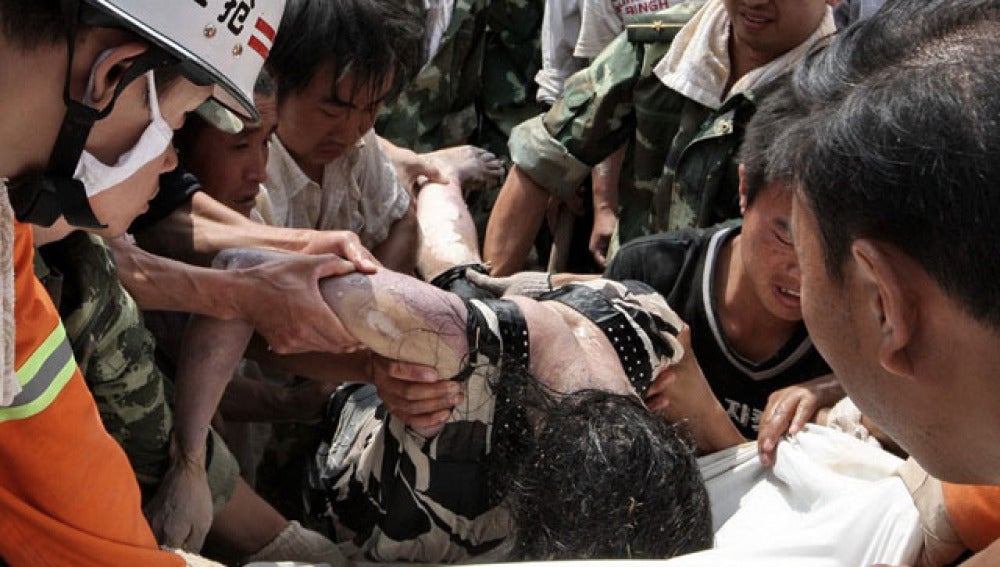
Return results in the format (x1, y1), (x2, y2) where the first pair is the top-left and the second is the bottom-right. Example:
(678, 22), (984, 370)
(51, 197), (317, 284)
(35, 232), (238, 513)
(378, 0), (544, 159)
(508, 2), (754, 251)
(377, 0), (546, 235)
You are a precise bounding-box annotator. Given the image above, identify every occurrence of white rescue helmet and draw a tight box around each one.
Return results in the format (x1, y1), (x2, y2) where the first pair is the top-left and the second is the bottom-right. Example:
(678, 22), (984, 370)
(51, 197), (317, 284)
(84, 0), (286, 123)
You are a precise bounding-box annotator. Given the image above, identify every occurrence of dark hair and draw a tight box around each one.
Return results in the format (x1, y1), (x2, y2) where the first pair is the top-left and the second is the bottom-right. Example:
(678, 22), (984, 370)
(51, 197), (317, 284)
(738, 75), (801, 207)
(175, 69), (276, 156)
(267, 0), (424, 104)
(0, 0), (66, 48)
(490, 366), (713, 560)
(770, 0), (1000, 331)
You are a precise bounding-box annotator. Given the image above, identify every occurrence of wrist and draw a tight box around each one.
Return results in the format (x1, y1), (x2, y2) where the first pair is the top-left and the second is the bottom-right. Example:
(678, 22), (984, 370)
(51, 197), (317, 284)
(169, 432), (207, 468)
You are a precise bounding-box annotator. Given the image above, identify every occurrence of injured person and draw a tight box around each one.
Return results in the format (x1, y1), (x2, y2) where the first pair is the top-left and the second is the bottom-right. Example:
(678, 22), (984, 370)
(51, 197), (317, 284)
(176, 248), (712, 563)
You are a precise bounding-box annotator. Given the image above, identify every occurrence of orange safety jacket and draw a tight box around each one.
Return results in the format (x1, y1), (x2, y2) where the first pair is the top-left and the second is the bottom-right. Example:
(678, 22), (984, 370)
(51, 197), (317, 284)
(942, 482), (1000, 553)
(0, 220), (182, 566)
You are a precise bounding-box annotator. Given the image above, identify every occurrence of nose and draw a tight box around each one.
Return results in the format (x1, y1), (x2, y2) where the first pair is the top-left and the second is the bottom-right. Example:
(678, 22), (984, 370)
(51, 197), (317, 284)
(161, 144), (179, 173)
(247, 144), (269, 183)
(787, 255), (801, 281)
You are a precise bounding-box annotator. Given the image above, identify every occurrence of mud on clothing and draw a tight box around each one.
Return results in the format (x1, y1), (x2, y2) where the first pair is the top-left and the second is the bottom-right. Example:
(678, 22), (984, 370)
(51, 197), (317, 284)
(606, 224), (831, 439)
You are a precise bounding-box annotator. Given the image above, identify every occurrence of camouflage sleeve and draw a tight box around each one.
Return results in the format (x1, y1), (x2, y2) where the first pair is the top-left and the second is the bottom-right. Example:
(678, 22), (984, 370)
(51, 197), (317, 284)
(53, 235), (237, 509)
(509, 32), (643, 202)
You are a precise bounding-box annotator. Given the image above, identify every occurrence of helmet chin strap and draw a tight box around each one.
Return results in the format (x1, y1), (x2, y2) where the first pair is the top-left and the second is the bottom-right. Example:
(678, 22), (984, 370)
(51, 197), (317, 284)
(8, 0), (172, 228)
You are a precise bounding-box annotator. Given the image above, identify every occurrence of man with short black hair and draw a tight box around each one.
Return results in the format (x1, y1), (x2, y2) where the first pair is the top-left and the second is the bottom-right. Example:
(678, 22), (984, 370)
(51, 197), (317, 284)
(263, 0), (425, 273)
(606, 77), (837, 457)
(770, 1), (1000, 564)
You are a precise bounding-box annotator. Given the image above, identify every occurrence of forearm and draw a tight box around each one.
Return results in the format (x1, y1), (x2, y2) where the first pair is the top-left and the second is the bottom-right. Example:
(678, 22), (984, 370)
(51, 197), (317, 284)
(218, 375), (333, 423)
(373, 204), (420, 275)
(592, 145), (624, 215)
(246, 338), (372, 384)
(482, 165), (550, 276)
(694, 405), (748, 454)
(803, 373), (845, 409)
(318, 270), (468, 379)
(173, 316), (254, 460)
(111, 236), (244, 318)
(416, 177), (482, 281)
(134, 192), (317, 265)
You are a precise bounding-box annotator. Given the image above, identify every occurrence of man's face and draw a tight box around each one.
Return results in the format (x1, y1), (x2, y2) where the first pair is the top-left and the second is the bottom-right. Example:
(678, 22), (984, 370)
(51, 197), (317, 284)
(276, 65), (393, 168)
(792, 190), (965, 480)
(723, 0), (830, 60)
(791, 191), (910, 449)
(185, 93), (278, 217)
(86, 75), (212, 236)
(741, 181), (801, 322)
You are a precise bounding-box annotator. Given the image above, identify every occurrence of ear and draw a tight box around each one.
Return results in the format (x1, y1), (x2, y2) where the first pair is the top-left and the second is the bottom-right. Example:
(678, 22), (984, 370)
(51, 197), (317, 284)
(851, 239), (917, 378)
(737, 164), (749, 214)
(86, 42), (150, 111)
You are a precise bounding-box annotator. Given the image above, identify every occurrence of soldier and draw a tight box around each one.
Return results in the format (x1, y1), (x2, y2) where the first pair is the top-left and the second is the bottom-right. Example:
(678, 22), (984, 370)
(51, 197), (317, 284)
(33, 229), (344, 565)
(377, 0), (547, 237)
(482, 0), (836, 275)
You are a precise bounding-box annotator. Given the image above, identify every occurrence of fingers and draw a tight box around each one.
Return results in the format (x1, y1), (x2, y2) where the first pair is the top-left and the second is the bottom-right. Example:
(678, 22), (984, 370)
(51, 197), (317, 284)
(590, 234), (610, 268)
(371, 357), (461, 428)
(340, 239), (380, 273)
(465, 268), (508, 294)
(757, 388), (819, 467)
(182, 522), (208, 553)
(789, 396), (816, 436)
(384, 360), (440, 383)
(309, 253), (361, 279)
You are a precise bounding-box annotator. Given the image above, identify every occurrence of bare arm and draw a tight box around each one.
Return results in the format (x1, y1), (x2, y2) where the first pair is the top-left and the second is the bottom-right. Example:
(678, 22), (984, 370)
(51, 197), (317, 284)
(646, 327), (747, 454)
(110, 236), (371, 354)
(415, 175), (483, 281)
(483, 165), (550, 276)
(590, 145), (625, 268)
(173, 316), (254, 465)
(372, 201), (421, 275)
(134, 191), (379, 265)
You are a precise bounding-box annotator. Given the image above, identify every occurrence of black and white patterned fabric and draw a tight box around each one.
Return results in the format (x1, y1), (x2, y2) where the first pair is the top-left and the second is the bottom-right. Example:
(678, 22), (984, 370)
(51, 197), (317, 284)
(307, 283), (684, 563)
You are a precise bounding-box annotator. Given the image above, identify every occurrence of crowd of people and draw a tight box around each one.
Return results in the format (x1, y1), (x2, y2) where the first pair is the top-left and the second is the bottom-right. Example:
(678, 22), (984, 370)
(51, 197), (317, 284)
(2, 0), (1000, 566)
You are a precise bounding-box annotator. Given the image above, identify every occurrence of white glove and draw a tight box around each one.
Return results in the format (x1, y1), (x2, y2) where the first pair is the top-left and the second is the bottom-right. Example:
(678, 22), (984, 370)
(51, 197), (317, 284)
(825, 397), (881, 448)
(465, 268), (553, 298)
(244, 521), (346, 566)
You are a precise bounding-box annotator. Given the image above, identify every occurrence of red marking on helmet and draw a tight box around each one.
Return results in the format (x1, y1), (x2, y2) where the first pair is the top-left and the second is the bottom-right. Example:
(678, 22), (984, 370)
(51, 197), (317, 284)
(255, 18), (276, 42)
(248, 35), (269, 58)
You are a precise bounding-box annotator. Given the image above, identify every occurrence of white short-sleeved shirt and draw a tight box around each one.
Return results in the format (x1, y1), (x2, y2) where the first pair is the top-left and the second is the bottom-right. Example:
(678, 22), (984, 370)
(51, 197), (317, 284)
(261, 129), (411, 250)
(575, 0), (672, 60)
(535, 0), (586, 103)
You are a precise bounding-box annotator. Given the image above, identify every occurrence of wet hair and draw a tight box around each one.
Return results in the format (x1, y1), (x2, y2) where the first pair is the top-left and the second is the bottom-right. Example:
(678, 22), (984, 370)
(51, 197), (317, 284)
(737, 75), (801, 207)
(488, 363), (713, 560)
(770, 0), (1000, 331)
(267, 0), (424, 105)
